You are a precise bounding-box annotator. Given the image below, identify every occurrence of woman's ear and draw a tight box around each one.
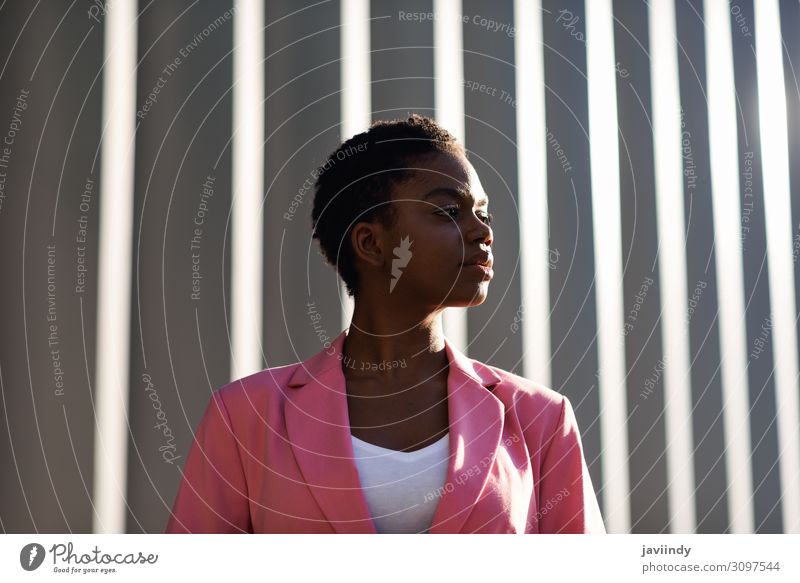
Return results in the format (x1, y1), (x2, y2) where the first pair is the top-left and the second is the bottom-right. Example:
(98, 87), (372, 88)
(350, 221), (387, 269)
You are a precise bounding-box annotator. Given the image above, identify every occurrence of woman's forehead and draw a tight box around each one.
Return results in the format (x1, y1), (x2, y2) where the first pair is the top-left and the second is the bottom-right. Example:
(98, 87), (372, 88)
(402, 152), (487, 201)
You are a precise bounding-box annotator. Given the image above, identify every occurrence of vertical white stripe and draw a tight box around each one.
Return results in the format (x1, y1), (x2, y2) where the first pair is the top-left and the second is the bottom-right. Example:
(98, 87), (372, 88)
(649, 0), (697, 533)
(92, 0), (137, 533)
(513, 0), (551, 388)
(704, 0), (754, 534)
(231, 0), (265, 380)
(433, 0), (468, 354)
(434, 0), (466, 144)
(340, 0), (371, 329)
(754, 0), (800, 534)
(585, 0), (630, 533)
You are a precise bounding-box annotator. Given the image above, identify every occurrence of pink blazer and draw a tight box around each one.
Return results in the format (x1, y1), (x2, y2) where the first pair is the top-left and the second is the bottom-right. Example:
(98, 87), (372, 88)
(165, 328), (606, 534)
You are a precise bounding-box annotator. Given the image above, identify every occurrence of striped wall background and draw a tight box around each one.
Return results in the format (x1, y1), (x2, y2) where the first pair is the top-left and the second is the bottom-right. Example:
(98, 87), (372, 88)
(0, 0), (798, 534)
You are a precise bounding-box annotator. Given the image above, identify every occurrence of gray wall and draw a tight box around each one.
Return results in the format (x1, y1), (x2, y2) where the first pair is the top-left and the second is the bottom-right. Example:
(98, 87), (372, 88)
(1, 0), (797, 534)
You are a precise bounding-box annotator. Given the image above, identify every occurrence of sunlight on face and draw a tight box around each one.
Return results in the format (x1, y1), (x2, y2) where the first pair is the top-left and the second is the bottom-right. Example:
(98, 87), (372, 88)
(378, 151), (495, 309)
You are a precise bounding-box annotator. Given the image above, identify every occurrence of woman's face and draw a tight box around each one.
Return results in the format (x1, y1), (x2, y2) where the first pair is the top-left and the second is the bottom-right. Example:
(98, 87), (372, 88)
(363, 150), (494, 310)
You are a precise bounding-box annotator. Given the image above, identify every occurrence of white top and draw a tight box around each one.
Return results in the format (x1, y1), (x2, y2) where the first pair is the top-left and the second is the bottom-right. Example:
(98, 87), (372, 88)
(350, 433), (450, 534)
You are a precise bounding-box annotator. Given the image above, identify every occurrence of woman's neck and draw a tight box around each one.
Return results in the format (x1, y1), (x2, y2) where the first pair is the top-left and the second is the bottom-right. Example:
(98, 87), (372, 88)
(341, 303), (448, 383)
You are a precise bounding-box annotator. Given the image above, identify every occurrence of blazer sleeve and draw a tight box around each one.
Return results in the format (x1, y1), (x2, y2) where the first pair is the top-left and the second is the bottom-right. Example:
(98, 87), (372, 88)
(536, 396), (606, 533)
(165, 391), (253, 533)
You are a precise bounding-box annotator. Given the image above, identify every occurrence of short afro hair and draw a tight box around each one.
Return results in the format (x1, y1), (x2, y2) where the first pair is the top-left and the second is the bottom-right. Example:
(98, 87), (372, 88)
(311, 114), (464, 297)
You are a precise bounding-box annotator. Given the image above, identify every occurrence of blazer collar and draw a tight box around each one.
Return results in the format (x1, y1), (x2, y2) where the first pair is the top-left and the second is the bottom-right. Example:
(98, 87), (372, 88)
(284, 327), (505, 534)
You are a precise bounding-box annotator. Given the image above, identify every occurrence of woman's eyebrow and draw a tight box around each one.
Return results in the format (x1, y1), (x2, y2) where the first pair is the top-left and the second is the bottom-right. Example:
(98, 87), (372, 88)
(422, 187), (489, 207)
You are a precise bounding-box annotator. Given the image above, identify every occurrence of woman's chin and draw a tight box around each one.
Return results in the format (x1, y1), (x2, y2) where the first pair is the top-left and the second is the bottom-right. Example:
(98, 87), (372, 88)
(443, 284), (489, 307)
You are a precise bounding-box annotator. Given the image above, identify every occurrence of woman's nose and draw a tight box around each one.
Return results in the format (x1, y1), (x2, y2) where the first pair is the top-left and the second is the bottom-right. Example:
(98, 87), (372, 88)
(468, 213), (493, 246)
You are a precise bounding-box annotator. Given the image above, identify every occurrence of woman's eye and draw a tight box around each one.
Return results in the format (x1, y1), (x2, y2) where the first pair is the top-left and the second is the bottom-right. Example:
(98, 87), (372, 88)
(436, 206), (493, 225)
(436, 206), (460, 217)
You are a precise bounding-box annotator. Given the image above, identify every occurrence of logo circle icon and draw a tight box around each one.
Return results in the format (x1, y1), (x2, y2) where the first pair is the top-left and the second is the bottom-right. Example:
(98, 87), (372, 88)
(20, 543), (46, 571)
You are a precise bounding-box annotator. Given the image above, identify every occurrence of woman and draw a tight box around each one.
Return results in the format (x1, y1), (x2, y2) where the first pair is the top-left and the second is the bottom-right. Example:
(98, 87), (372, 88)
(166, 114), (605, 534)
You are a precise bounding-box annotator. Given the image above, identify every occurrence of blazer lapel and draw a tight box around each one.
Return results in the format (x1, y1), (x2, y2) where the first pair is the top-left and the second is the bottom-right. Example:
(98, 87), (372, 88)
(284, 328), (505, 534)
(426, 337), (505, 534)
(284, 331), (376, 533)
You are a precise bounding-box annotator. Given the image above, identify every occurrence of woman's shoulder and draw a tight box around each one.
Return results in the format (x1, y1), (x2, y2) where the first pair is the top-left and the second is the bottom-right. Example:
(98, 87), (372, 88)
(475, 362), (581, 450)
(211, 361), (303, 412)
(481, 362), (565, 405)
(478, 361), (569, 429)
